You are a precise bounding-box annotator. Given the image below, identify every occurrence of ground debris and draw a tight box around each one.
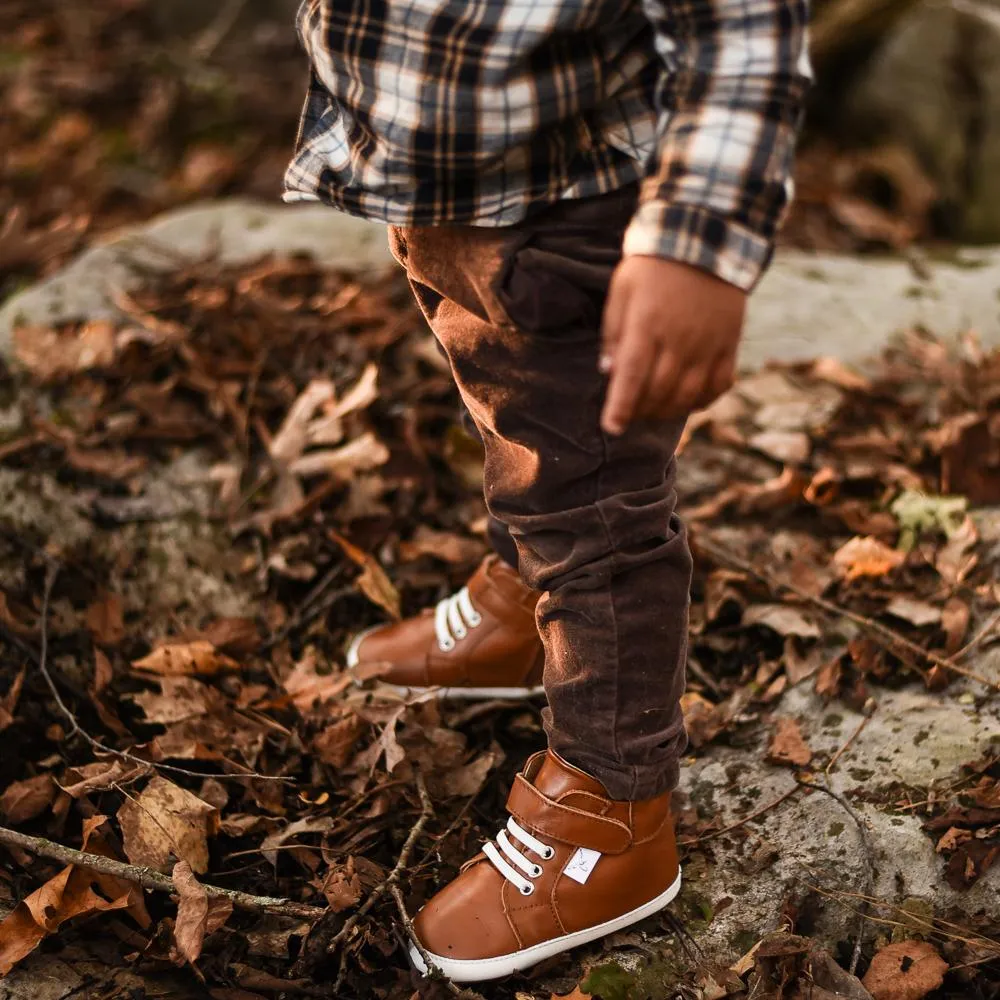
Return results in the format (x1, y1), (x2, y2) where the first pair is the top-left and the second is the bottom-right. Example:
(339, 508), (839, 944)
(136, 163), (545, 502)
(0, 253), (997, 996)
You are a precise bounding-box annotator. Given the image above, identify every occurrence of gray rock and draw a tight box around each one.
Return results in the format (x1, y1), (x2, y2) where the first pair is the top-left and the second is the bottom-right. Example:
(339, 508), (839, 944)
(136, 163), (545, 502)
(741, 246), (1000, 370)
(0, 200), (394, 355)
(845, 0), (1000, 241)
(675, 683), (1000, 965)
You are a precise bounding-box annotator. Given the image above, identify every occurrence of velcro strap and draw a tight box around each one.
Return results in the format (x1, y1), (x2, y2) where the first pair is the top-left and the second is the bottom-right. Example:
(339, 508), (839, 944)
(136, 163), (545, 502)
(506, 775), (632, 855)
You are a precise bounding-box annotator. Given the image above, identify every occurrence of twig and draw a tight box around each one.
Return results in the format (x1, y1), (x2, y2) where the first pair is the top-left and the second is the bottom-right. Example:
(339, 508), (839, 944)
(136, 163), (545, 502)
(261, 573), (353, 652)
(29, 564), (288, 785)
(677, 784), (802, 846)
(686, 655), (724, 698)
(696, 536), (1000, 691)
(0, 825), (324, 921)
(825, 708), (874, 775)
(330, 772), (435, 987)
(801, 777), (874, 976)
(953, 606), (1000, 662)
(390, 884), (461, 995)
(799, 874), (1000, 957)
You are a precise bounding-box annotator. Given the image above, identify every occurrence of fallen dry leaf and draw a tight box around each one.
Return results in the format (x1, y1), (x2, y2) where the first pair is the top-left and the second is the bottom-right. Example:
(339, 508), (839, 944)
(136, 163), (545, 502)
(398, 525), (488, 565)
(809, 356), (872, 392)
(767, 717), (812, 767)
(313, 713), (366, 768)
(833, 536), (906, 581)
(260, 816), (334, 868)
(743, 603), (821, 639)
(330, 529), (401, 619)
(939, 598), (970, 655)
(0, 774), (55, 825)
(132, 676), (224, 724)
(86, 592), (126, 646)
(289, 432), (389, 480)
(269, 378), (335, 466)
(0, 666), (25, 731)
(748, 430), (811, 465)
(172, 860), (233, 966)
(192, 617), (261, 655)
(884, 597), (941, 628)
(0, 860), (130, 974)
(59, 759), (149, 799)
(317, 860), (362, 912)
(0, 593), (35, 637)
(0, 814), (146, 975)
(862, 940), (948, 1000)
(78, 815), (152, 930)
(118, 776), (220, 874)
(282, 650), (354, 714)
(133, 640), (240, 677)
(13, 320), (116, 382)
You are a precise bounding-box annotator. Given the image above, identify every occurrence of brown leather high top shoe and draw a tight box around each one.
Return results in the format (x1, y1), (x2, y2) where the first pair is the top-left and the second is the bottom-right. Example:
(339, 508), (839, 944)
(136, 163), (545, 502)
(346, 555), (544, 699)
(408, 750), (681, 982)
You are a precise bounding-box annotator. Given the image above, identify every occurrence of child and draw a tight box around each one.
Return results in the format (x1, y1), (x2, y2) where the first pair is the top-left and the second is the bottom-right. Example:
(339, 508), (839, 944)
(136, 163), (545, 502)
(285, 0), (810, 982)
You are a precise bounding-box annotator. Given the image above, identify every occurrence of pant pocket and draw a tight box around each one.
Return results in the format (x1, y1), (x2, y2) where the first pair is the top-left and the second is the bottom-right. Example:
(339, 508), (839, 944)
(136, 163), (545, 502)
(493, 241), (604, 335)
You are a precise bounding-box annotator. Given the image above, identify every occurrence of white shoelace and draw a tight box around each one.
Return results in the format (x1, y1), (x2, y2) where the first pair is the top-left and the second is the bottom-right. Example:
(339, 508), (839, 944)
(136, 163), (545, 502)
(433, 586), (483, 652)
(481, 818), (555, 896)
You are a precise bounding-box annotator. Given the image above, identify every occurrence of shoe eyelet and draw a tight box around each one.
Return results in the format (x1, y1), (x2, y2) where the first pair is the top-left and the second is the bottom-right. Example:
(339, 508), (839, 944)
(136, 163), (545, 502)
(439, 637), (456, 652)
(453, 625), (467, 639)
(542, 846), (555, 860)
(468, 612), (483, 628)
(530, 865), (543, 878)
(519, 883), (535, 896)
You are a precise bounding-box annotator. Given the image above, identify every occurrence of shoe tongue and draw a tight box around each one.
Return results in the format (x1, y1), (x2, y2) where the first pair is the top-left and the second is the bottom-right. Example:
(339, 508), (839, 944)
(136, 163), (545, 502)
(531, 751), (609, 801)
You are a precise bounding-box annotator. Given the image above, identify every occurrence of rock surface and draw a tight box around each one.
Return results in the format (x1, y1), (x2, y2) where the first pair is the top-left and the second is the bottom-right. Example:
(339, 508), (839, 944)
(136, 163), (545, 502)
(675, 679), (1000, 965)
(845, 0), (1000, 241)
(2, 201), (999, 369)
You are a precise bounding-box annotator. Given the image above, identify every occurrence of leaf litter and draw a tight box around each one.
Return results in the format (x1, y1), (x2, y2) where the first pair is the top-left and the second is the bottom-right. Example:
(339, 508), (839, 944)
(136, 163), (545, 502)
(0, 252), (997, 998)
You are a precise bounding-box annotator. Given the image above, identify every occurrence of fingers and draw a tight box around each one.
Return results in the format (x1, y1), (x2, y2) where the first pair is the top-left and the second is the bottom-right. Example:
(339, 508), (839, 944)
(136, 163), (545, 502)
(600, 272), (627, 375)
(640, 350), (736, 420)
(601, 321), (655, 435)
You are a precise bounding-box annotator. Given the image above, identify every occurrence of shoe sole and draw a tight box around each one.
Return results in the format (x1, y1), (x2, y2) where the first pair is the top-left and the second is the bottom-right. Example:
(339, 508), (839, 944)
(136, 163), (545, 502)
(407, 871), (682, 983)
(346, 626), (545, 701)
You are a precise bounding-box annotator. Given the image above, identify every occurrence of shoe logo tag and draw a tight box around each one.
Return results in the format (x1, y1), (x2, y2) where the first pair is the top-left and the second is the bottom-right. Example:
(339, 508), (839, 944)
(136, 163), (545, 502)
(564, 847), (601, 885)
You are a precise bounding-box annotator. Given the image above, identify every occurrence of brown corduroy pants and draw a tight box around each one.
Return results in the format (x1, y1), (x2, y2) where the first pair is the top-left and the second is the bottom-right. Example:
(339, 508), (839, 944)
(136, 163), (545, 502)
(389, 184), (692, 800)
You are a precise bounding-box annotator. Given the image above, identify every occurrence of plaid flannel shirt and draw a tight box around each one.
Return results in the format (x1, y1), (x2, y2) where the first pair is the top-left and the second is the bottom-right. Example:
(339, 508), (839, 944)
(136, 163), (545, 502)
(284, 0), (810, 290)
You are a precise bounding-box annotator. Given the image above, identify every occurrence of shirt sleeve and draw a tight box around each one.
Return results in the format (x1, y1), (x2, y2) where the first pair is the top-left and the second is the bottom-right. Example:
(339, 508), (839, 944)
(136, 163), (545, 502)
(622, 0), (812, 291)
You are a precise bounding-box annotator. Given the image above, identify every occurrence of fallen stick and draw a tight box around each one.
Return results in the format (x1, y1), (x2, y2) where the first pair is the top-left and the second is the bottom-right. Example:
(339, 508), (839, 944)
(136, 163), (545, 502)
(696, 535), (1000, 692)
(0, 824), (325, 921)
(331, 772), (435, 987)
(677, 784), (803, 847)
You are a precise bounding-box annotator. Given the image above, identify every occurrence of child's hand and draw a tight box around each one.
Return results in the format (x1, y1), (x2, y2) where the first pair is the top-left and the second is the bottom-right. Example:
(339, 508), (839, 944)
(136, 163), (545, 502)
(600, 257), (746, 435)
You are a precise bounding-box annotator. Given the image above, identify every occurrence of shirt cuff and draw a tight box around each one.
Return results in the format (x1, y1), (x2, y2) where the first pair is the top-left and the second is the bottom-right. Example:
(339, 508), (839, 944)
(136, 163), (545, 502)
(622, 200), (773, 292)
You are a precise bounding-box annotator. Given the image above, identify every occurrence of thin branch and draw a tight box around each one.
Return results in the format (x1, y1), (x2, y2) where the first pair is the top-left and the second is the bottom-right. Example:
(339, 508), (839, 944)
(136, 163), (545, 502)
(677, 784), (802, 847)
(953, 606), (1000, 662)
(331, 772), (435, 987)
(801, 777), (875, 976)
(28, 564), (288, 785)
(696, 536), (1000, 691)
(390, 884), (462, 995)
(826, 707), (874, 775)
(799, 875), (1000, 957)
(0, 825), (324, 921)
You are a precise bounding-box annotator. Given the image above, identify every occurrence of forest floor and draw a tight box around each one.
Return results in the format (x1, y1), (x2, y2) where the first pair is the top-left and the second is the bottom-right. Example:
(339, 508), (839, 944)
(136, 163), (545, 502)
(1, 4), (999, 1000)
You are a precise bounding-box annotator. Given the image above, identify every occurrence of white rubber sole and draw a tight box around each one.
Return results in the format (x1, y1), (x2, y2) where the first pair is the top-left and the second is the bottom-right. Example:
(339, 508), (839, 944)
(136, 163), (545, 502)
(408, 871), (682, 983)
(345, 626), (545, 701)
